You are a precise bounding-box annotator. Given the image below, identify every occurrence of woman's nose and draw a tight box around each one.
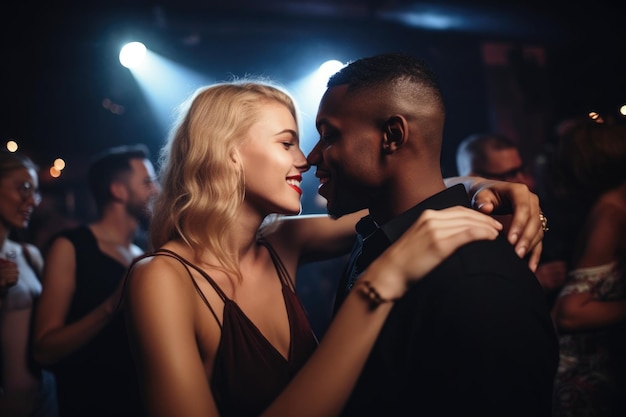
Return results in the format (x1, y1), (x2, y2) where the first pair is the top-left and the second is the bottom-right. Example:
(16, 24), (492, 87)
(296, 150), (310, 173)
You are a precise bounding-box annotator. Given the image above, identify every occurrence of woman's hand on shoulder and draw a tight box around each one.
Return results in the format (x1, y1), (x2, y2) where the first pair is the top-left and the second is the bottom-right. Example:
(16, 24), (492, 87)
(363, 206), (502, 300)
(446, 176), (544, 271)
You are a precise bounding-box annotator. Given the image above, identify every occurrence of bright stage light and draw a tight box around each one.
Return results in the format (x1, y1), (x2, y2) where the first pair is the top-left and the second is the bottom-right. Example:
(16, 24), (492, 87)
(119, 42), (147, 69)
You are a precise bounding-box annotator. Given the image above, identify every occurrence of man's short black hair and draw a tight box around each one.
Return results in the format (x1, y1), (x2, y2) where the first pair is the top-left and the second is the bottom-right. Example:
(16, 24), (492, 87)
(87, 144), (151, 215)
(328, 52), (443, 100)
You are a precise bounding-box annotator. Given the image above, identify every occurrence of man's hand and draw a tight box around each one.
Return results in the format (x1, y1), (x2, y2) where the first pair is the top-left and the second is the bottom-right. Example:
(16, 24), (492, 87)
(445, 176), (545, 271)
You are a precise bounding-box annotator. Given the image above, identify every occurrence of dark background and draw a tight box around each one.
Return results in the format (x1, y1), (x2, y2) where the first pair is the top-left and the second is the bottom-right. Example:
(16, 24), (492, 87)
(5, 1), (624, 170)
(3, 0), (624, 335)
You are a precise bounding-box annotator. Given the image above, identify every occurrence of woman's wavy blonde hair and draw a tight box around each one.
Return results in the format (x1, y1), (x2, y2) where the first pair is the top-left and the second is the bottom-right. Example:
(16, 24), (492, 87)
(150, 79), (299, 281)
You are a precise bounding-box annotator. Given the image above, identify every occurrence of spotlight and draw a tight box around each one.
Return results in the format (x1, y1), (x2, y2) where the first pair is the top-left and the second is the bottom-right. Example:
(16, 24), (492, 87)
(119, 42), (147, 69)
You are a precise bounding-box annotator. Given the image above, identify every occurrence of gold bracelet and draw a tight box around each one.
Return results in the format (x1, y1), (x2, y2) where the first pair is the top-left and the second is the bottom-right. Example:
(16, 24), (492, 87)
(358, 280), (398, 309)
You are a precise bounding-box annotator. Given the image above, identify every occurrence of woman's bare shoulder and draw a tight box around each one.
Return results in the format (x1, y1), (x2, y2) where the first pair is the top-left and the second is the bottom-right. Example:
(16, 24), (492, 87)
(128, 248), (197, 290)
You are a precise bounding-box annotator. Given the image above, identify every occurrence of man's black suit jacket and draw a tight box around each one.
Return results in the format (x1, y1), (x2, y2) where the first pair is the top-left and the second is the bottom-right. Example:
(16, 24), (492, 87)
(337, 185), (559, 417)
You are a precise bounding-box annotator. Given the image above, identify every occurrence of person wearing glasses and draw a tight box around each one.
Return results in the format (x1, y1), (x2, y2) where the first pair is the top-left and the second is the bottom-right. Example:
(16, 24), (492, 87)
(455, 132), (535, 188)
(456, 132), (568, 309)
(0, 150), (58, 416)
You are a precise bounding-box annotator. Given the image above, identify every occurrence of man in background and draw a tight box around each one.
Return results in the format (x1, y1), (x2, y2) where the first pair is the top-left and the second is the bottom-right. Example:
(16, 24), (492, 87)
(33, 144), (160, 417)
(456, 132), (568, 308)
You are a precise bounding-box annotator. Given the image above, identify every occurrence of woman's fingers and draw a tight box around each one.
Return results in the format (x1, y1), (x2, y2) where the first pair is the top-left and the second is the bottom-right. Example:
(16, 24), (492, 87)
(471, 181), (544, 268)
(379, 206), (502, 283)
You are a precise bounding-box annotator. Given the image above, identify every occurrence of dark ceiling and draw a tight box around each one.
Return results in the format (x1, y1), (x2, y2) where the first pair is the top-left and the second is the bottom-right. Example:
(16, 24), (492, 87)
(3, 0), (624, 192)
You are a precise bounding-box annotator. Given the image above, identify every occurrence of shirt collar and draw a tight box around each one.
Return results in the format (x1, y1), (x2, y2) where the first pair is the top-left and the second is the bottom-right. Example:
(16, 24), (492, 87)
(378, 184), (471, 244)
(355, 215), (379, 240)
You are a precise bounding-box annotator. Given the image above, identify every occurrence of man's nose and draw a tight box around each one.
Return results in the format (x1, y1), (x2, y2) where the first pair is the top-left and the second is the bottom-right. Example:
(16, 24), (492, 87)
(306, 142), (321, 166)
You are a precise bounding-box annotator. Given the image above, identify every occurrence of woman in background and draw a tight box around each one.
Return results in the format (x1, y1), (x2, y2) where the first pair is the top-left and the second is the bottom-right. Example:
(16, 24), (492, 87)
(552, 121), (626, 417)
(0, 150), (57, 416)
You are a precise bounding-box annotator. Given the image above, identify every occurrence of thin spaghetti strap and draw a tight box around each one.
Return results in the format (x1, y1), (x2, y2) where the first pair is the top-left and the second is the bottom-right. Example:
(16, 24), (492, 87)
(123, 248), (224, 329)
(153, 248), (229, 301)
(257, 239), (296, 293)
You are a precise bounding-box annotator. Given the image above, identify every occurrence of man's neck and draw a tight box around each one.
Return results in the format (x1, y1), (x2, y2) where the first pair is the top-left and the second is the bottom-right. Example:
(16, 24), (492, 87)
(368, 179), (446, 225)
(93, 211), (138, 247)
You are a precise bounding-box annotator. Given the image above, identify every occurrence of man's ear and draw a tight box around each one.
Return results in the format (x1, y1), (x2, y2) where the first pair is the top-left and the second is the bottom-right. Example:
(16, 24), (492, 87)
(110, 181), (127, 202)
(382, 116), (407, 154)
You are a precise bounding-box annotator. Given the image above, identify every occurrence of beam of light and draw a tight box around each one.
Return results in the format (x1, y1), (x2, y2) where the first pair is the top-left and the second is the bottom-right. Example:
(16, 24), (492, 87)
(289, 59), (345, 154)
(123, 46), (212, 135)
